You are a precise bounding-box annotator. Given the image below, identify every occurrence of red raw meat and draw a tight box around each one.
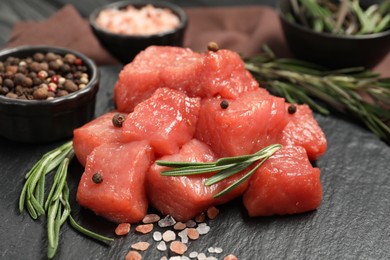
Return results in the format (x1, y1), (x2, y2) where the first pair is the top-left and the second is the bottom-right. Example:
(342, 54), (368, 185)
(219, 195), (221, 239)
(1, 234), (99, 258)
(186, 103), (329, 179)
(243, 146), (322, 216)
(147, 139), (249, 222)
(281, 104), (327, 160)
(73, 111), (123, 166)
(200, 49), (259, 98)
(122, 88), (200, 156)
(195, 88), (289, 157)
(77, 141), (153, 223)
(114, 46), (258, 112)
(115, 46), (203, 112)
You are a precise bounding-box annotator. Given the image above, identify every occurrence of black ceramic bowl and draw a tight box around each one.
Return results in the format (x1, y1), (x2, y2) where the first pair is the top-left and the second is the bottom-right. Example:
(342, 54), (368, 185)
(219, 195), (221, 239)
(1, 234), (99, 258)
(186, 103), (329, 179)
(0, 46), (99, 143)
(89, 0), (188, 64)
(278, 0), (390, 68)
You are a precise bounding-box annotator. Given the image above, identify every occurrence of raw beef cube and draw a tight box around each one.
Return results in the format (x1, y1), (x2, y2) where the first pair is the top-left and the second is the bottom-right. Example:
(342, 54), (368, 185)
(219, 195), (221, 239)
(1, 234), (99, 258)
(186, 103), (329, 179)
(147, 139), (249, 222)
(73, 111), (124, 166)
(77, 141), (153, 223)
(195, 88), (288, 157)
(243, 146), (322, 216)
(122, 88), (200, 156)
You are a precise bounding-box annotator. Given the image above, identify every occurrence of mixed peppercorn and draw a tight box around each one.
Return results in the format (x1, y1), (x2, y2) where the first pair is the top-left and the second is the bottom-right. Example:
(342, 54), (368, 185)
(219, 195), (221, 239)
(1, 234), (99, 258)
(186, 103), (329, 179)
(0, 52), (90, 100)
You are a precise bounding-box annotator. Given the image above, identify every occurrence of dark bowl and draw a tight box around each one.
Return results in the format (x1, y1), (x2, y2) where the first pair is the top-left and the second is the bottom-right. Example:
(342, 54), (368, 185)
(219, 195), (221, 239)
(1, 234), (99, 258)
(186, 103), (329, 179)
(89, 0), (188, 64)
(277, 0), (390, 68)
(0, 46), (99, 143)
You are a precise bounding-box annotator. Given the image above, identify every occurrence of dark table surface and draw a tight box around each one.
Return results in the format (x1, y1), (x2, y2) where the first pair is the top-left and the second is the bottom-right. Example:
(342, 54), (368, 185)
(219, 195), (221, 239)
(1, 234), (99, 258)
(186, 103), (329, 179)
(1, 1), (390, 260)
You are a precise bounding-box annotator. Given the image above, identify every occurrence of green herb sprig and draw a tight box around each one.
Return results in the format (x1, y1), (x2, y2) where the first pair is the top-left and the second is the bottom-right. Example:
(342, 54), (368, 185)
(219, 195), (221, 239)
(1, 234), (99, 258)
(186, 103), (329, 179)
(288, 0), (390, 35)
(157, 144), (282, 198)
(19, 140), (113, 259)
(244, 46), (390, 143)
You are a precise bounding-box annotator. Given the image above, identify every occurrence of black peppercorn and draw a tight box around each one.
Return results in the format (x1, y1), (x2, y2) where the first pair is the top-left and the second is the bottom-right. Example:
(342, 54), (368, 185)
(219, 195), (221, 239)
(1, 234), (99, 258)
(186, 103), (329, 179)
(14, 73), (25, 86)
(33, 52), (45, 62)
(92, 172), (103, 183)
(112, 113), (126, 127)
(46, 52), (57, 62)
(4, 78), (14, 88)
(207, 41), (219, 52)
(49, 61), (60, 70)
(30, 62), (41, 73)
(288, 104), (297, 114)
(220, 100), (229, 109)
(63, 80), (78, 92)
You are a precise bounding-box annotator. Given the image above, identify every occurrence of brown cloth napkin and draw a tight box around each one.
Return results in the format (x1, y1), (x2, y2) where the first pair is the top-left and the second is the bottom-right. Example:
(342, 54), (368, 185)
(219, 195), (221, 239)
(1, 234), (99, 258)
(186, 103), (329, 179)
(5, 4), (390, 77)
(5, 5), (118, 65)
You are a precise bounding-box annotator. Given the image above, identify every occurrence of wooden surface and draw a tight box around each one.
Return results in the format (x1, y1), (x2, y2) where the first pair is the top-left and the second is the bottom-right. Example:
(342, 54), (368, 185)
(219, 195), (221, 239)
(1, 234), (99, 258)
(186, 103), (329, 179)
(0, 0), (276, 49)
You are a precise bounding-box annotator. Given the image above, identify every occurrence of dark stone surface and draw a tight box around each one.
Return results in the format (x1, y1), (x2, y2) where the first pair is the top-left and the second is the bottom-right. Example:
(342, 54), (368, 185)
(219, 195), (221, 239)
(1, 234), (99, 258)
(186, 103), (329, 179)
(1, 66), (390, 260)
(1, 1), (390, 259)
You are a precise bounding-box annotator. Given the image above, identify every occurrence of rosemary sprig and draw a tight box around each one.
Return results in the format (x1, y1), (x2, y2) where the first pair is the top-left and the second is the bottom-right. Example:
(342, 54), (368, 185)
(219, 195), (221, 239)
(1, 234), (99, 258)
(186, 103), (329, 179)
(157, 144), (282, 198)
(19, 140), (113, 259)
(244, 46), (390, 143)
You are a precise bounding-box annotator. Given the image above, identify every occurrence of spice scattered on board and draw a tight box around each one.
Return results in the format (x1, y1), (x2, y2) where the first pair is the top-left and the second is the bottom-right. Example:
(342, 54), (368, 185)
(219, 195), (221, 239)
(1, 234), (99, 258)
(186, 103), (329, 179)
(0, 52), (89, 100)
(143, 213), (161, 224)
(135, 224), (154, 234)
(125, 250), (143, 260)
(123, 206), (238, 259)
(115, 223), (131, 236)
(131, 242), (150, 251)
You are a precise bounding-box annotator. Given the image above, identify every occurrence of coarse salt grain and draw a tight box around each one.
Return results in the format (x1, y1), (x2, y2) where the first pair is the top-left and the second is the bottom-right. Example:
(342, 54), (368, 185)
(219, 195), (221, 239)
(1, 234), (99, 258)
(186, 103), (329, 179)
(158, 215), (176, 227)
(178, 229), (188, 244)
(125, 250), (142, 260)
(157, 241), (167, 251)
(189, 252), (198, 258)
(197, 253), (207, 260)
(135, 224), (154, 234)
(170, 241), (188, 255)
(143, 213), (161, 224)
(173, 222), (186, 230)
(169, 257), (182, 260)
(223, 255), (238, 260)
(161, 257), (168, 260)
(115, 223), (131, 236)
(214, 247), (223, 254)
(153, 231), (162, 241)
(131, 242), (150, 251)
(194, 212), (205, 223)
(196, 223), (210, 235)
(206, 207), (219, 220)
(187, 228), (199, 240)
(208, 247), (215, 253)
(185, 220), (196, 228)
(162, 230), (176, 242)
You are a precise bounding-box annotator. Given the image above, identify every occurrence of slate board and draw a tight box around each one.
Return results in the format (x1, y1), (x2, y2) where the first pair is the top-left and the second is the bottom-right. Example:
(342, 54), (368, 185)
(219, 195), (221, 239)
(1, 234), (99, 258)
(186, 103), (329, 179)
(1, 66), (390, 260)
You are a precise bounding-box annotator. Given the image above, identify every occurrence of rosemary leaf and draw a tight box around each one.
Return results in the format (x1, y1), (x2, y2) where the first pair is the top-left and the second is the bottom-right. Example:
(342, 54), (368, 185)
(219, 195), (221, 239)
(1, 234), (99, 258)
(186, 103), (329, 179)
(213, 156), (268, 198)
(160, 164), (234, 176)
(69, 215), (114, 244)
(205, 161), (254, 186)
(160, 144), (282, 197)
(155, 161), (215, 168)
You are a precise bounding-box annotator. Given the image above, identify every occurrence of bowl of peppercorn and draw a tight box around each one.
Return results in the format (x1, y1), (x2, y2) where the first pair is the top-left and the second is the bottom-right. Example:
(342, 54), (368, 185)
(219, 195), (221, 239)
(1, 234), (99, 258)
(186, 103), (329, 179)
(0, 45), (99, 143)
(89, 0), (188, 64)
